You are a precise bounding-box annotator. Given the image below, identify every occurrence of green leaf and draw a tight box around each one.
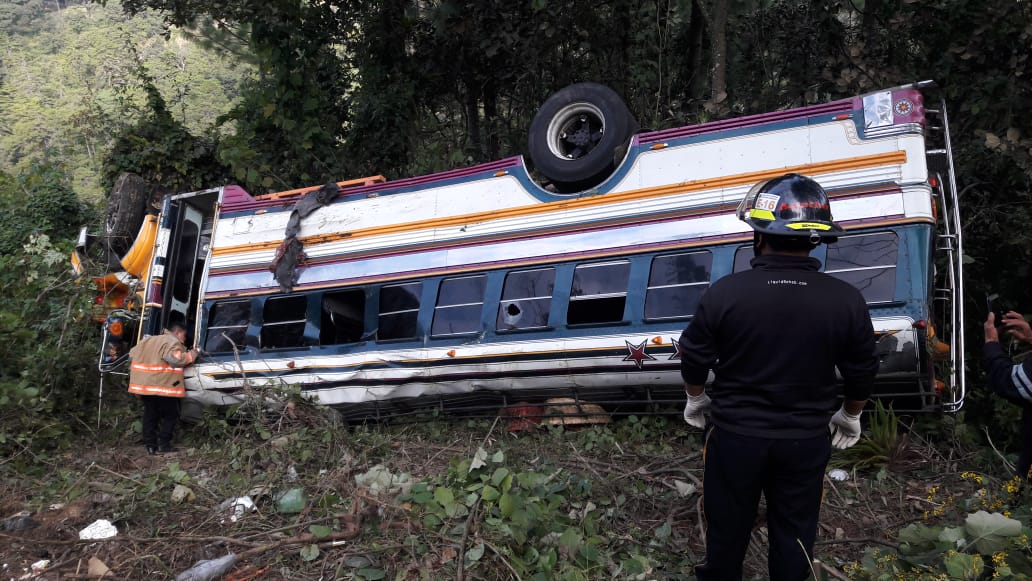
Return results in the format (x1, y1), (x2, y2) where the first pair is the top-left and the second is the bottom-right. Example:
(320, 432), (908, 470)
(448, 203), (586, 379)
(965, 510), (1022, 538)
(491, 450), (505, 463)
(481, 485), (500, 502)
(465, 542), (485, 562)
(499, 492), (515, 517)
(309, 524), (332, 539)
(559, 527), (582, 554)
(491, 467), (510, 486)
(965, 510), (1022, 554)
(654, 519), (672, 541)
(938, 526), (965, 546)
(434, 486), (455, 507)
(898, 523), (942, 551)
(358, 568), (386, 580)
(944, 551), (983, 578)
(300, 544), (319, 561)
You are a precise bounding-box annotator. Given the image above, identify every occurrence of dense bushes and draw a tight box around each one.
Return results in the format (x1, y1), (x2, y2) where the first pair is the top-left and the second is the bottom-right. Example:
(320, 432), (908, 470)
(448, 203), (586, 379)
(0, 163), (99, 456)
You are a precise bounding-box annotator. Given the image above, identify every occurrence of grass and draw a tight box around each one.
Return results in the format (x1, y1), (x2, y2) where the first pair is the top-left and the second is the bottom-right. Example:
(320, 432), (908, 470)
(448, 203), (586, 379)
(0, 392), (1025, 580)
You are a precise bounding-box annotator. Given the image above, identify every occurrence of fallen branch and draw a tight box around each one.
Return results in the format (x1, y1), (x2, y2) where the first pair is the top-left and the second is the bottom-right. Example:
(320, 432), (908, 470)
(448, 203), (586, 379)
(456, 497), (481, 581)
(816, 536), (899, 550)
(983, 427), (1016, 474)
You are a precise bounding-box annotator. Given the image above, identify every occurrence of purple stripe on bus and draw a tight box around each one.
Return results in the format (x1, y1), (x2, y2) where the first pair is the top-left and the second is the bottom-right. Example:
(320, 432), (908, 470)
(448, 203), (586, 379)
(637, 99), (855, 144)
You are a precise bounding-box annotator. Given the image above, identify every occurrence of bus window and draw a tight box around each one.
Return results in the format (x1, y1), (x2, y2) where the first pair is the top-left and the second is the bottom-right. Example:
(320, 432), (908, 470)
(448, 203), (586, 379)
(205, 300), (251, 353)
(432, 275), (487, 337)
(379, 282), (422, 340)
(568, 261), (630, 325)
(733, 245), (754, 272)
(261, 296), (308, 349)
(825, 232), (898, 303)
(321, 289), (366, 345)
(497, 268), (555, 332)
(645, 251), (713, 320)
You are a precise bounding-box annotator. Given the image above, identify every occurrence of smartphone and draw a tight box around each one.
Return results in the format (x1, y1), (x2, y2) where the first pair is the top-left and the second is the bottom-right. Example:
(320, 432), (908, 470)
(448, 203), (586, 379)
(986, 293), (1007, 326)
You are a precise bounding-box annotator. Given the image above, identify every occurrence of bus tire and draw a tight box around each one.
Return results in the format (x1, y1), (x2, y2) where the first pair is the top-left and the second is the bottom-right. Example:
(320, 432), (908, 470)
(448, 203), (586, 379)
(105, 173), (151, 256)
(528, 83), (639, 192)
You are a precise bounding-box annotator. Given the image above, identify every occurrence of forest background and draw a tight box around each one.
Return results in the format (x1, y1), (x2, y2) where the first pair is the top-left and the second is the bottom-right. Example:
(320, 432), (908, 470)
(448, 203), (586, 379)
(1, 0), (1032, 578)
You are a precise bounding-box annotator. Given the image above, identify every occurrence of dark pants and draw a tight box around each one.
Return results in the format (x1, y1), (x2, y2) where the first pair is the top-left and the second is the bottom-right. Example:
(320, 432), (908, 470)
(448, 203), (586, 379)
(694, 426), (832, 581)
(141, 395), (181, 449)
(1019, 408), (1032, 479)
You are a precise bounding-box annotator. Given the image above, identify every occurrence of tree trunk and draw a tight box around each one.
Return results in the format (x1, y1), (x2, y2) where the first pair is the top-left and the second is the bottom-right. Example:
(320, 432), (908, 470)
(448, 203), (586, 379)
(483, 78), (498, 161)
(708, 0), (729, 112)
(464, 76), (482, 161)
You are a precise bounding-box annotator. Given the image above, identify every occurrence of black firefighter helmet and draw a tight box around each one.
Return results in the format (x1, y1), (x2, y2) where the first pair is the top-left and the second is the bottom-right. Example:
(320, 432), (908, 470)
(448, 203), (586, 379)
(736, 173), (844, 242)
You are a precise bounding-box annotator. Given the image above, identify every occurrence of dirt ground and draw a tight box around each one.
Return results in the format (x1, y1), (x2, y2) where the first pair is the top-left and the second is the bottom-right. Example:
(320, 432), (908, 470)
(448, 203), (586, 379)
(0, 406), (990, 580)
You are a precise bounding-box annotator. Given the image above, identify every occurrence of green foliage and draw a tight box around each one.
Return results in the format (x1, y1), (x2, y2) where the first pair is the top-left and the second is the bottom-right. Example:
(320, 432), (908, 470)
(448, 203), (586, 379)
(845, 469), (1032, 578)
(0, 161), (94, 254)
(0, 1), (251, 200)
(0, 232), (99, 457)
(400, 449), (611, 578)
(832, 401), (901, 472)
(103, 79), (229, 193)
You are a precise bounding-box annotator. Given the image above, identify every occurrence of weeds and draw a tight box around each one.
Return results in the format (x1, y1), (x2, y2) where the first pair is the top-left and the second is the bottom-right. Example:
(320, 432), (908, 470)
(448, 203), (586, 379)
(832, 400), (901, 472)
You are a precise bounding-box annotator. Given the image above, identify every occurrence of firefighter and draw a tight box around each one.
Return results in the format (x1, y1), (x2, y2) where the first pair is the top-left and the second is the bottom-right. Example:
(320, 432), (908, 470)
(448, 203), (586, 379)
(128, 320), (199, 454)
(983, 310), (1032, 478)
(679, 173), (879, 580)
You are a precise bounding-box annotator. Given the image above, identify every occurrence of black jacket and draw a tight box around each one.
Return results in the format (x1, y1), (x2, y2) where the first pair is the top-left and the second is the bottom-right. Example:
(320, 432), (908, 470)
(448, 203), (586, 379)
(984, 341), (1032, 407)
(983, 341), (1032, 478)
(679, 253), (878, 438)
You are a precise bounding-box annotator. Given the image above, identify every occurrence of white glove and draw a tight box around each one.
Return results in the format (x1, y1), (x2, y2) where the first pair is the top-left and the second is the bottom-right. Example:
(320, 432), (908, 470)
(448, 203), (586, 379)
(683, 392), (711, 429)
(829, 407), (862, 450)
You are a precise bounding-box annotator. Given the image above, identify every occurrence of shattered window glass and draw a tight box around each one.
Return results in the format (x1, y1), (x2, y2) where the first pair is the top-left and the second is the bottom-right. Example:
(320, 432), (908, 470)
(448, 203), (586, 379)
(497, 268), (555, 331)
(321, 289), (366, 345)
(171, 219), (199, 304)
(645, 251), (712, 320)
(379, 282), (422, 340)
(205, 300), (251, 353)
(568, 261), (629, 325)
(261, 295), (308, 349)
(826, 232), (898, 303)
(432, 275), (487, 337)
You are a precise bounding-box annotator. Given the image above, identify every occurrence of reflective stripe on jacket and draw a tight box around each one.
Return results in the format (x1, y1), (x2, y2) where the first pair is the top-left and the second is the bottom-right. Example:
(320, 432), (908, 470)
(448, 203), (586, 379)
(128, 331), (194, 398)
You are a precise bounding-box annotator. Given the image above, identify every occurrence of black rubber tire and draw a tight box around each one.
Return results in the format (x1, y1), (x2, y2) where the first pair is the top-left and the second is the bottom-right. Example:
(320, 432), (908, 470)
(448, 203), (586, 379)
(527, 83), (639, 193)
(105, 173), (151, 257)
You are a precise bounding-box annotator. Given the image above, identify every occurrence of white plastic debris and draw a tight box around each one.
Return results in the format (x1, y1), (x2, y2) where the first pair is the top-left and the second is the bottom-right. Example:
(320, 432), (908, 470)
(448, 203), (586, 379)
(287, 464), (299, 482)
(674, 480), (698, 497)
(31, 560), (50, 575)
(218, 496), (256, 523)
(176, 554), (238, 581)
(79, 519), (118, 540)
(828, 469), (850, 482)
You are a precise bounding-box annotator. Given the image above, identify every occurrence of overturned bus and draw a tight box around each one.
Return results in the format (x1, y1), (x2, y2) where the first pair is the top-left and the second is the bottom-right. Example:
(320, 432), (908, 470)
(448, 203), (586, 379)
(76, 81), (966, 420)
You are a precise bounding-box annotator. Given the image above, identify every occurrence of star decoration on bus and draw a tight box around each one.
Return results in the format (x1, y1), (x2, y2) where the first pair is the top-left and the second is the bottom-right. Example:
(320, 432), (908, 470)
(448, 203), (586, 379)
(668, 337), (682, 360)
(623, 340), (656, 369)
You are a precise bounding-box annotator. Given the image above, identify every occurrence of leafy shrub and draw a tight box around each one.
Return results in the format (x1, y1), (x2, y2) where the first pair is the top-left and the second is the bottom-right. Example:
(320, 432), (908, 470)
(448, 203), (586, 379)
(0, 163), (99, 458)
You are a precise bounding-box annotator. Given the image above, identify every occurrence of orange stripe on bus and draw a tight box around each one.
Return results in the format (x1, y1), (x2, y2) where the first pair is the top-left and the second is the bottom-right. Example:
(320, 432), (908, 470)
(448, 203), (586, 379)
(211, 151), (907, 258)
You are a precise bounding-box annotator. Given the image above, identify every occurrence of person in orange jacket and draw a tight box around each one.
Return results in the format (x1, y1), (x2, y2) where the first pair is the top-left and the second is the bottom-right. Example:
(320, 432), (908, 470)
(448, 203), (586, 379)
(128, 321), (198, 454)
